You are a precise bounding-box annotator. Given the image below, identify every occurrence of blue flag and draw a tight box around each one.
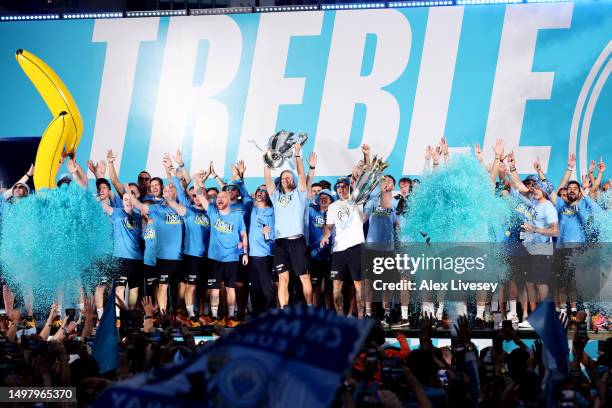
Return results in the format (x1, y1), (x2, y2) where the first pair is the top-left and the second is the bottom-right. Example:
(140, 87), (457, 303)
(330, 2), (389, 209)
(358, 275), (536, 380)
(92, 286), (119, 374)
(93, 305), (372, 408)
(527, 300), (569, 375)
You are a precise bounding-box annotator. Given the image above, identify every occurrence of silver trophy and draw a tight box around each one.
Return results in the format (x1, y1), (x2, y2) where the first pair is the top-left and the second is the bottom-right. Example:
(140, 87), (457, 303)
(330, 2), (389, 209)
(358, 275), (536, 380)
(349, 155), (389, 206)
(261, 130), (308, 169)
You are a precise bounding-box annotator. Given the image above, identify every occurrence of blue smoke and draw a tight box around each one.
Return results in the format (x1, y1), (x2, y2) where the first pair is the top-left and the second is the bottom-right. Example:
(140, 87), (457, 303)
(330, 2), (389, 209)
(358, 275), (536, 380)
(0, 184), (113, 310)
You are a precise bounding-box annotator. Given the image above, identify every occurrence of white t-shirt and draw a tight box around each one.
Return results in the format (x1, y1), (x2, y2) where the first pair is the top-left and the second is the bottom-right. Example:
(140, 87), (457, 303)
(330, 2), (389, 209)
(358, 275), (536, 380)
(326, 200), (365, 252)
(524, 199), (558, 256)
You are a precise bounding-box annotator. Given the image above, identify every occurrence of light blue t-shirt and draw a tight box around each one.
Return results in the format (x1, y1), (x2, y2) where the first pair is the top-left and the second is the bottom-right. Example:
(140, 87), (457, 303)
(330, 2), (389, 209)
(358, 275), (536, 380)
(308, 206), (331, 260)
(183, 206), (211, 257)
(271, 188), (308, 239)
(248, 206), (275, 257)
(148, 204), (184, 260)
(524, 199), (558, 255)
(111, 208), (143, 260)
(142, 219), (156, 266)
(365, 205), (397, 251)
(555, 196), (600, 245)
(207, 205), (246, 262)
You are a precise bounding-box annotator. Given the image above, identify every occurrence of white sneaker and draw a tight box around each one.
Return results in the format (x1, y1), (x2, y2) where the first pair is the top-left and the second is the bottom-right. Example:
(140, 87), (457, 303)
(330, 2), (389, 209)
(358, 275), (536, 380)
(517, 320), (533, 330)
(506, 313), (519, 324)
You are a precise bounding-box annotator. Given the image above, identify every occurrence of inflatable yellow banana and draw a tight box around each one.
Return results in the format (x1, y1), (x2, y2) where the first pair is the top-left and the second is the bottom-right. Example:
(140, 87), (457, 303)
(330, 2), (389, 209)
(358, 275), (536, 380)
(15, 49), (83, 157)
(33, 112), (76, 190)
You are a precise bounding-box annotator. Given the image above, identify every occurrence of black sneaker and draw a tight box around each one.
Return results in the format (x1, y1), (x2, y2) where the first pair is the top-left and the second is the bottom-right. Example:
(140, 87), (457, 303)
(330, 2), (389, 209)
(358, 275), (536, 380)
(382, 313), (393, 327)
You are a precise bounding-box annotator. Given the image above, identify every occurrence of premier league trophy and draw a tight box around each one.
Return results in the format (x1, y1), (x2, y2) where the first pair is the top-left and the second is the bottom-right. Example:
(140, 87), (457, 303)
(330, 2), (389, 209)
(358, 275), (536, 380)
(261, 130), (308, 169)
(349, 155), (389, 205)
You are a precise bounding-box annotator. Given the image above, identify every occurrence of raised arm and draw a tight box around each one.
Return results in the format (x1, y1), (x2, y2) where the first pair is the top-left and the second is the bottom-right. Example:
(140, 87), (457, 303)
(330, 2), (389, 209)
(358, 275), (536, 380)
(173, 149), (191, 188)
(67, 158), (88, 187)
(194, 171), (211, 211)
(423, 145), (433, 174)
(3, 164), (34, 199)
(551, 153), (576, 203)
(306, 152), (317, 197)
(532, 157), (546, 181)
(361, 144), (371, 167)
(263, 162), (276, 195)
(441, 137), (450, 164)
(106, 149), (126, 197)
(295, 143), (307, 192)
(505, 151), (530, 194)
(205, 162), (223, 189)
(490, 139), (505, 184)
(166, 197), (187, 217)
(431, 145), (442, 173)
(591, 158), (606, 198)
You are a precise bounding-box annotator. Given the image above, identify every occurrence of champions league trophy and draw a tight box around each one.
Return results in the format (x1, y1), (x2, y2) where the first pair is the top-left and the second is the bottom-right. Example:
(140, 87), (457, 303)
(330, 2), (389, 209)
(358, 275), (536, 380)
(260, 130), (309, 169)
(349, 155), (389, 206)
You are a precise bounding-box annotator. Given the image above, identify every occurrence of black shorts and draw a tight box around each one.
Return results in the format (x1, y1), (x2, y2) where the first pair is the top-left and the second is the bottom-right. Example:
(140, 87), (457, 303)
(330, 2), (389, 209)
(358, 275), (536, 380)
(143, 264), (158, 289)
(249, 256), (275, 290)
(115, 257), (144, 288)
(553, 247), (577, 286)
(210, 260), (238, 289)
(157, 258), (181, 285)
(182, 255), (204, 284)
(310, 259), (331, 288)
(506, 255), (529, 286)
(236, 259), (249, 284)
(526, 255), (552, 284)
(330, 244), (363, 282)
(274, 236), (309, 276)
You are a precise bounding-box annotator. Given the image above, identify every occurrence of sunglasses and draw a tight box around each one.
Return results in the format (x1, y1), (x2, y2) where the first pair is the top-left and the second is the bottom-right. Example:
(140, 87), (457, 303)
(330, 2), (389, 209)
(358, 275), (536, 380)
(138, 176), (151, 181)
(224, 186), (238, 192)
(256, 188), (267, 193)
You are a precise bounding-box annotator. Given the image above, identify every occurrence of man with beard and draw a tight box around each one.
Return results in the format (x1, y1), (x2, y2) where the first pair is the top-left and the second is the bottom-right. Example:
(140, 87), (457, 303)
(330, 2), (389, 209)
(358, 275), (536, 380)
(195, 172), (248, 327)
(550, 154), (603, 316)
(264, 142), (312, 308)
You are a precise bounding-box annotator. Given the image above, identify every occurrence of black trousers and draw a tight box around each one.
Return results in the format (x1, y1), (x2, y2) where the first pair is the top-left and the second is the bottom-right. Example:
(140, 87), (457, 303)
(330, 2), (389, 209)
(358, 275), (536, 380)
(249, 256), (276, 315)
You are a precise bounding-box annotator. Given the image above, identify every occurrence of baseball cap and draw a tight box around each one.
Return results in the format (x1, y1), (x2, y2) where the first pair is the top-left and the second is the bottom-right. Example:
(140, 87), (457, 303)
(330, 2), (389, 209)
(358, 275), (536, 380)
(533, 180), (554, 196)
(222, 180), (240, 191)
(12, 182), (30, 195)
(334, 177), (351, 190)
(316, 189), (335, 205)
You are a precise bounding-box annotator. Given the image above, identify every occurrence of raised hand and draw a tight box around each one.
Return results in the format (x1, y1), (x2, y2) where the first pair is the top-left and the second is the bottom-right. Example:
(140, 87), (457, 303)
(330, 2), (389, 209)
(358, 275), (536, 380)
(493, 138), (505, 158)
(230, 164), (240, 180)
(454, 315), (472, 346)
(3, 285), (15, 314)
(568, 153), (576, 169)
(27, 164), (35, 177)
(174, 149), (183, 166)
(425, 145), (433, 161)
(581, 175), (591, 189)
(87, 160), (97, 175)
(432, 146), (441, 165)
(505, 151), (516, 169)
(141, 296), (157, 316)
(66, 157), (78, 174)
(589, 160), (596, 173)
(361, 144), (370, 156)
(440, 137), (449, 156)
(599, 158), (606, 173)
(97, 160), (107, 177)
(82, 297), (95, 320)
(294, 141), (303, 156)
(533, 157), (542, 172)
(107, 149), (116, 164)
(208, 161), (217, 177)
(236, 160), (246, 178)
(308, 152), (317, 169)
(474, 143), (484, 163)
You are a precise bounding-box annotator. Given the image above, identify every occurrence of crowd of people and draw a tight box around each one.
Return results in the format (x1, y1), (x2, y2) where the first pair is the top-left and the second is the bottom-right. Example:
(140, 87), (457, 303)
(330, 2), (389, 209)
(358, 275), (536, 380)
(0, 140), (610, 329)
(0, 137), (611, 406)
